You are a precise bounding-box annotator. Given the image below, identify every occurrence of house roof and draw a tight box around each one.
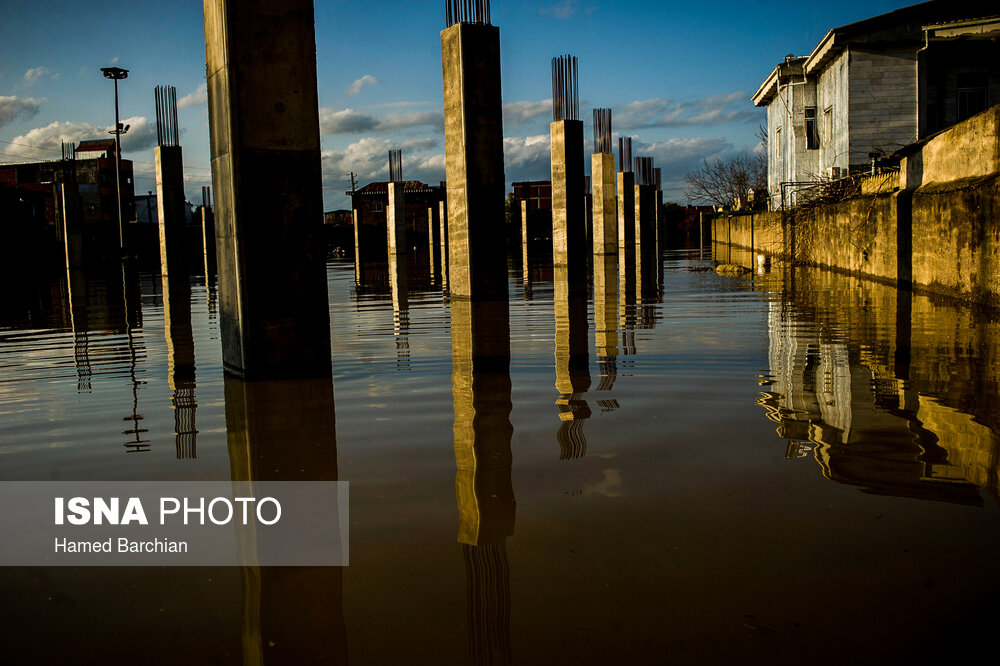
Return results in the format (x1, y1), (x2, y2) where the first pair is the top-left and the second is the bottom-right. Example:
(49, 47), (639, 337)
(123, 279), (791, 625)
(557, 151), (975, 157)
(753, 0), (1000, 106)
(75, 139), (116, 154)
(347, 180), (440, 196)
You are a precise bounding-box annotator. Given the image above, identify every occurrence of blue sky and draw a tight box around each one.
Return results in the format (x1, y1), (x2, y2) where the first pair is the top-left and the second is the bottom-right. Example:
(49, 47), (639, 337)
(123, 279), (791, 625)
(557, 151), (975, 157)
(0, 0), (911, 207)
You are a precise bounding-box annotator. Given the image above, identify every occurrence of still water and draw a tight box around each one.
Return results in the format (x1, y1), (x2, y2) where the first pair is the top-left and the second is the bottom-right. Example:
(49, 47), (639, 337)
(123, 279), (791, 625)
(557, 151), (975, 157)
(1, 246), (998, 664)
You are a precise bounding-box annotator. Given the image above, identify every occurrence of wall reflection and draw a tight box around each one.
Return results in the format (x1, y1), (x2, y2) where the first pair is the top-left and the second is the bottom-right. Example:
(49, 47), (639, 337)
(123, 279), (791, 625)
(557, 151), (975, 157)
(450, 298), (514, 665)
(755, 263), (1000, 504)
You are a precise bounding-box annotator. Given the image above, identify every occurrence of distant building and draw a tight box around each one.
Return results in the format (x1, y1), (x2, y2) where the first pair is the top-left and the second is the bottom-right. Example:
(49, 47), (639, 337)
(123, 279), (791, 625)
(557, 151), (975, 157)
(133, 192), (194, 225)
(512, 180), (551, 210)
(0, 139), (136, 260)
(347, 180), (445, 258)
(752, 0), (1000, 208)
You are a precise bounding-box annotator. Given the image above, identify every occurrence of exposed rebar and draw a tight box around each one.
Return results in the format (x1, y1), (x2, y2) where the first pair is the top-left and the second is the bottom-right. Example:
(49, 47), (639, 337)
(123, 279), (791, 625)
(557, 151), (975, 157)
(445, 0), (491, 27)
(634, 157), (654, 186)
(155, 85), (180, 147)
(551, 54), (579, 122)
(593, 108), (612, 154)
(618, 137), (632, 173)
(653, 167), (662, 191)
(388, 149), (403, 183)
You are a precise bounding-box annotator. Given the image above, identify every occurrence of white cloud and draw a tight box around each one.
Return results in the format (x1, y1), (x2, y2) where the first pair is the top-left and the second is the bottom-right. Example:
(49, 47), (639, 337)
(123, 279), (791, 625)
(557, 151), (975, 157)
(503, 99), (551, 127)
(177, 83), (207, 109)
(322, 136), (444, 186)
(23, 67), (57, 86)
(109, 57), (119, 65)
(2, 116), (156, 161)
(319, 107), (443, 135)
(346, 74), (379, 96)
(617, 92), (759, 130)
(543, 0), (581, 19)
(503, 134), (551, 183)
(0, 96), (42, 129)
(629, 136), (734, 201)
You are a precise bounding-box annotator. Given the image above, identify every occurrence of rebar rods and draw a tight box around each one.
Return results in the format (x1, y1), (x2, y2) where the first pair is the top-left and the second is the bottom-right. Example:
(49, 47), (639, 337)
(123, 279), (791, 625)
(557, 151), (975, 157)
(388, 149), (403, 183)
(551, 54), (579, 122)
(593, 108), (612, 155)
(634, 157), (654, 186)
(618, 137), (632, 173)
(155, 85), (180, 148)
(445, 0), (491, 27)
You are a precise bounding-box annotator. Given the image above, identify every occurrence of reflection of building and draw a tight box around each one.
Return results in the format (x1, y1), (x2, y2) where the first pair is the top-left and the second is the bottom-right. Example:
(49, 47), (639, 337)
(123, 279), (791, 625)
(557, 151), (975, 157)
(759, 297), (989, 504)
(753, 1), (1000, 206)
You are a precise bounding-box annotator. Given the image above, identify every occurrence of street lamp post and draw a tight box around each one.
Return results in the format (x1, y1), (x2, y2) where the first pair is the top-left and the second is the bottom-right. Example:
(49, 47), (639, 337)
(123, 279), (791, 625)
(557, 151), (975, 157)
(101, 66), (129, 254)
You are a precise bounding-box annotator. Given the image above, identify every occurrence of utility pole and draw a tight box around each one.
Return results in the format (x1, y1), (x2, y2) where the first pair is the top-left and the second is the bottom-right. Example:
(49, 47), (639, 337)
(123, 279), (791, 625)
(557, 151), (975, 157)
(349, 171), (357, 194)
(101, 66), (129, 254)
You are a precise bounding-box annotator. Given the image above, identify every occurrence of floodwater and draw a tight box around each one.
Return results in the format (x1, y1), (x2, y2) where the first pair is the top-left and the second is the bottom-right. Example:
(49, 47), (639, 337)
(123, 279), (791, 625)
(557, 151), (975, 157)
(1, 244), (999, 664)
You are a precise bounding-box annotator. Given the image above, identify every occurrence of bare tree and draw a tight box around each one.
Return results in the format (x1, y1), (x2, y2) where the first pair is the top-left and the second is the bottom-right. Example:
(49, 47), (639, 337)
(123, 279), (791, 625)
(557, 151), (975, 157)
(684, 151), (767, 209)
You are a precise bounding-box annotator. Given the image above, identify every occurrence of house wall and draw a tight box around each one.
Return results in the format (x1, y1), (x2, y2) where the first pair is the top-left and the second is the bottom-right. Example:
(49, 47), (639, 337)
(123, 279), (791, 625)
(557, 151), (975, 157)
(816, 50), (850, 178)
(848, 47), (918, 167)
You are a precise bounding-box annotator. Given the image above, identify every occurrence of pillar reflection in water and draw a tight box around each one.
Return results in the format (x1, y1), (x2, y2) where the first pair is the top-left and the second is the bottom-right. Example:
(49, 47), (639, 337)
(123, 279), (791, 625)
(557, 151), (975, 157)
(224, 376), (347, 664)
(450, 298), (514, 665)
(389, 247), (411, 371)
(593, 253), (619, 393)
(554, 265), (591, 459)
(162, 268), (198, 459)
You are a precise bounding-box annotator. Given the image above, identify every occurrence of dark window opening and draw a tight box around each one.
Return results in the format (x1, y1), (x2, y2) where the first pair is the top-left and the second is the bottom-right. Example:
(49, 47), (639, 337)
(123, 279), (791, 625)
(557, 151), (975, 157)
(957, 72), (988, 122)
(805, 107), (819, 150)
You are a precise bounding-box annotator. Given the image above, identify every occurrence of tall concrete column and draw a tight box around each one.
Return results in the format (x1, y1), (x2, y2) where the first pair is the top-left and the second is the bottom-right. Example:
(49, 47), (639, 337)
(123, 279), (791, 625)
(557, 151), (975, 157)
(441, 20), (507, 301)
(155, 145), (186, 274)
(520, 199), (529, 272)
(428, 205), (438, 280)
(634, 182), (656, 296)
(592, 153), (616, 255)
(387, 181), (409, 331)
(203, 0), (330, 379)
(352, 208), (362, 285)
(387, 182), (406, 257)
(617, 171), (636, 290)
(550, 119), (586, 280)
(439, 199), (449, 291)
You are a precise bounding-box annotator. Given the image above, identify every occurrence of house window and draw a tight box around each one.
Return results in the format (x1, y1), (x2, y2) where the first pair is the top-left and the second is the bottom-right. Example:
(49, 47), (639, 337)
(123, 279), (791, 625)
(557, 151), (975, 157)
(370, 200), (384, 213)
(805, 107), (819, 150)
(775, 128), (782, 159)
(824, 107), (833, 146)
(957, 72), (988, 121)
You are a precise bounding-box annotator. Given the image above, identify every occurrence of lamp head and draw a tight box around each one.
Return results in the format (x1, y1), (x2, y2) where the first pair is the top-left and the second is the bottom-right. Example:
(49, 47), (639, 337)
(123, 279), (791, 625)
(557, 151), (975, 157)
(101, 67), (129, 80)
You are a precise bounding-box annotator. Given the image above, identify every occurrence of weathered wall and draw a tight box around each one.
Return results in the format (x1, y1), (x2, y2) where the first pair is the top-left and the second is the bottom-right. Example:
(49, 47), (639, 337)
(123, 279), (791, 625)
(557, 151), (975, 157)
(848, 47), (918, 166)
(816, 50), (849, 178)
(910, 175), (1000, 307)
(902, 105), (1000, 188)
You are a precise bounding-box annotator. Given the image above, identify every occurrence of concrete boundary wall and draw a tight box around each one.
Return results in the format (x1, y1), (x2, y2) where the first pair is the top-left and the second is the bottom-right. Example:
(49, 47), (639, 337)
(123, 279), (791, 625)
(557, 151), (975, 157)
(716, 105), (1000, 307)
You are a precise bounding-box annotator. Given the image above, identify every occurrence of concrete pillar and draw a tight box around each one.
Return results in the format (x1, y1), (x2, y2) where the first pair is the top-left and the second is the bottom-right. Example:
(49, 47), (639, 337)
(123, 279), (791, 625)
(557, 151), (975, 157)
(451, 299), (514, 546)
(352, 208), (361, 285)
(584, 193), (593, 252)
(203, 0), (330, 379)
(655, 189), (664, 254)
(592, 153), (616, 255)
(441, 22), (507, 301)
(200, 206), (216, 274)
(550, 120), (586, 285)
(387, 182), (409, 332)
(428, 205), (438, 281)
(617, 171), (636, 294)
(439, 200), (449, 291)
(60, 181), (84, 269)
(520, 199), (529, 272)
(593, 252), (618, 392)
(387, 182), (406, 256)
(634, 183), (657, 297)
(223, 376), (346, 663)
(554, 264), (591, 459)
(155, 145), (186, 274)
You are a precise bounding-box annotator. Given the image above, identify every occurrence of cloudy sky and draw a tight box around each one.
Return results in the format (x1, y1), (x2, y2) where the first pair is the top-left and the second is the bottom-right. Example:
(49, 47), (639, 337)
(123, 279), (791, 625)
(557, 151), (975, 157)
(0, 0), (910, 208)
